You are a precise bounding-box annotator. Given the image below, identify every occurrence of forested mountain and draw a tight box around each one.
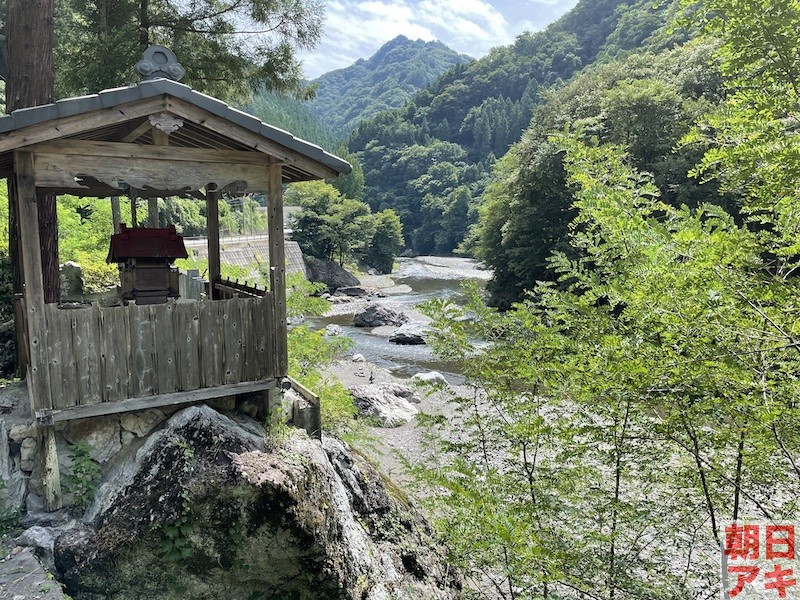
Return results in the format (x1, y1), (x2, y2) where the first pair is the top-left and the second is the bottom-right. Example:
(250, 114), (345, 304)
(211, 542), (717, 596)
(309, 36), (472, 136)
(242, 36), (470, 161)
(348, 0), (683, 258)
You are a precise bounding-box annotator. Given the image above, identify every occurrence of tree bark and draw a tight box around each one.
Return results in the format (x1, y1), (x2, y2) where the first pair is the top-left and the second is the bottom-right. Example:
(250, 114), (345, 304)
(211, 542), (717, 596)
(6, 0), (59, 305)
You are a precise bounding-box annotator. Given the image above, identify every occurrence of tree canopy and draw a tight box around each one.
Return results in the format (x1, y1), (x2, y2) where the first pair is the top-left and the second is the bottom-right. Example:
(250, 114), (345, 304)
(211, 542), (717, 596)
(54, 0), (324, 99)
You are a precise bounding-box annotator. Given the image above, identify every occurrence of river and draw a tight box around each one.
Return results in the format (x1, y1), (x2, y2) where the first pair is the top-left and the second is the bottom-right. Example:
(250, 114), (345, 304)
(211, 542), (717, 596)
(312, 256), (491, 379)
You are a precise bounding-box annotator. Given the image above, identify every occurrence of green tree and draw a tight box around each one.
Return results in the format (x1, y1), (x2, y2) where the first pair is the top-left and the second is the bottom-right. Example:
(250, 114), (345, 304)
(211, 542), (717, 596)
(55, 0), (324, 100)
(364, 209), (403, 274)
(287, 181), (374, 265)
(419, 137), (800, 599)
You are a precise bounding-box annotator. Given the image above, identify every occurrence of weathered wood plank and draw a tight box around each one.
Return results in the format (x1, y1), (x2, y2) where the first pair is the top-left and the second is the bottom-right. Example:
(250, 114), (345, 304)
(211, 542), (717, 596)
(224, 297), (243, 385)
(50, 379), (278, 423)
(155, 302), (179, 394)
(42, 307), (64, 409)
(129, 304), (157, 397)
(199, 299), (224, 388)
(265, 292), (276, 380)
(70, 308), (94, 405)
(101, 306), (131, 402)
(87, 304), (103, 404)
(174, 301), (200, 391)
(241, 297), (255, 382)
(252, 294), (272, 380)
(57, 308), (78, 408)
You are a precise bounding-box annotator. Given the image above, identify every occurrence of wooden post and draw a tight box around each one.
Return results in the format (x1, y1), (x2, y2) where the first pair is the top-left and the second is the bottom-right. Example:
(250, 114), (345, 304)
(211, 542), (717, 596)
(111, 196), (122, 233)
(14, 150), (61, 511)
(39, 426), (61, 510)
(130, 194), (138, 227)
(205, 184), (221, 300)
(148, 197), (158, 227)
(267, 163), (287, 377)
(148, 127), (168, 228)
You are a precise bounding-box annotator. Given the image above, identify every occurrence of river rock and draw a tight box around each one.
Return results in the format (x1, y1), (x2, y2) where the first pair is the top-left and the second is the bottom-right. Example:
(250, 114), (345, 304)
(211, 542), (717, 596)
(354, 305), (408, 328)
(54, 405), (460, 600)
(335, 286), (370, 297)
(411, 371), (448, 386)
(325, 324), (343, 336)
(389, 322), (429, 345)
(305, 256), (360, 293)
(350, 384), (422, 427)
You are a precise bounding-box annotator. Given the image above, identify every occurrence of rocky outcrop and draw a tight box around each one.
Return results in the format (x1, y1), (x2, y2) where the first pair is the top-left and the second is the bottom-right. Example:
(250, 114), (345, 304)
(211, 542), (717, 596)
(350, 384), (422, 427)
(51, 405), (460, 600)
(305, 256), (360, 293)
(353, 305), (408, 328)
(389, 322), (429, 345)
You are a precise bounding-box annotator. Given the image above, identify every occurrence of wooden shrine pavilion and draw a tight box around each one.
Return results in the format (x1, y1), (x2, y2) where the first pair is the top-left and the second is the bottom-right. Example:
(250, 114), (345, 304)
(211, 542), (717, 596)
(0, 47), (350, 508)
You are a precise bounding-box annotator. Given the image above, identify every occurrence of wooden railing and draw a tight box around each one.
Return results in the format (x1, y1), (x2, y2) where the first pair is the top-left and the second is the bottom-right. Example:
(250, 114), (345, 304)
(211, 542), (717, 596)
(31, 294), (276, 420)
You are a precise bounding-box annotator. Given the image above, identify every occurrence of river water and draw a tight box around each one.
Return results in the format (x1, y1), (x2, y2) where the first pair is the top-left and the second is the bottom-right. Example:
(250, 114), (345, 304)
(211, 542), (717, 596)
(312, 256), (491, 379)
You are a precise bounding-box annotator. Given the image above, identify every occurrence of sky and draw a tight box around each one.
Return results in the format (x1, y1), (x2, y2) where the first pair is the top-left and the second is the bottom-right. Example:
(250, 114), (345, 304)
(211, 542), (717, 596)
(298, 0), (580, 78)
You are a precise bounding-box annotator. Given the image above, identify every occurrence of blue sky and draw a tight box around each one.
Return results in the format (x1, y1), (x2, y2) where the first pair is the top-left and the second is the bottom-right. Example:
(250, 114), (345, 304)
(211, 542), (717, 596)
(299, 0), (580, 78)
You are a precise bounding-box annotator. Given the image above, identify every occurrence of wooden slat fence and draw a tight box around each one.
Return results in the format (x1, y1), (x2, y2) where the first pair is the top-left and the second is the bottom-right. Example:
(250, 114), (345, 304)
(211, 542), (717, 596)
(33, 294), (275, 412)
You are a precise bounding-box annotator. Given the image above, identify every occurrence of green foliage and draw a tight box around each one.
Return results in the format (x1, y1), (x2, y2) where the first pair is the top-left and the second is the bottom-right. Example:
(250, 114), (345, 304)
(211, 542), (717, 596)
(286, 282), (358, 437)
(682, 0), (800, 242)
(287, 180), (403, 272)
(475, 39), (727, 307)
(65, 441), (102, 513)
(55, 0), (324, 100)
(364, 209), (404, 274)
(418, 137), (800, 598)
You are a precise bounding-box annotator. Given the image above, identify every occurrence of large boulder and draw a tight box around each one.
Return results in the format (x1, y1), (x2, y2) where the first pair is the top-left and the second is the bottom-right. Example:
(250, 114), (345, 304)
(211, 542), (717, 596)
(354, 305), (408, 328)
(53, 405), (460, 600)
(389, 322), (429, 345)
(305, 256), (360, 293)
(350, 384), (422, 427)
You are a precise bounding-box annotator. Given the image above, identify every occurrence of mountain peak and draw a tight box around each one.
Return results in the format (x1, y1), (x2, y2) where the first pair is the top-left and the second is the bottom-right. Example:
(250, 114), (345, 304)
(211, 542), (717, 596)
(309, 37), (472, 135)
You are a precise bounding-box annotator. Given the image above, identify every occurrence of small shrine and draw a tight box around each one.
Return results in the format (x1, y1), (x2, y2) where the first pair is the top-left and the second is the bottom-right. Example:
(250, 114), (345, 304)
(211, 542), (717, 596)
(108, 224), (188, 305)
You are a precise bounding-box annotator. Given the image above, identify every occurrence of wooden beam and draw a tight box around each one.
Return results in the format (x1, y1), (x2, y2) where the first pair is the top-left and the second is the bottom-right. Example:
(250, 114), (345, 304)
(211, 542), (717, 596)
(117, 118), (152, 143)
(49, 379), (278, 423)
(32, 151), (271, 195)
(267, 163), (288, 377)
(31, 139), (275, 166)
(0, 97), (168, 154)
(205, 184), (221, 300)
(165, 98), (339, 181)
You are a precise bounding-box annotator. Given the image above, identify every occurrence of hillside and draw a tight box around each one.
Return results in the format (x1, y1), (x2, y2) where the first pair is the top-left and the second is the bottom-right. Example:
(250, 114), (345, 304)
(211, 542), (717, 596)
(309, 35), (472, 136)
(347, 0), (683, 256)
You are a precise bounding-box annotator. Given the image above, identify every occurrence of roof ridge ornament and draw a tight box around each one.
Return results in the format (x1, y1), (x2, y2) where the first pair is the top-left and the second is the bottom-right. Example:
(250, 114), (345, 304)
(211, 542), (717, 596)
(136, 45), (186, 82)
